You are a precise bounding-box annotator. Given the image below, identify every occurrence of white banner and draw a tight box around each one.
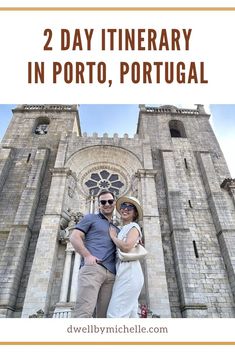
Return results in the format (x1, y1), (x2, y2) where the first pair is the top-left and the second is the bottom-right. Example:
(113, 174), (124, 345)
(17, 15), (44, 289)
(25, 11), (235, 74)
(0, 8), (234, 103)
(0, 318), (235, 343)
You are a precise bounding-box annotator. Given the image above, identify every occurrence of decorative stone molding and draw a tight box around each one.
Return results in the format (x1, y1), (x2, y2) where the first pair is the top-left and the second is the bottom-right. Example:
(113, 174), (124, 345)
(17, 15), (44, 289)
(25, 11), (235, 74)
(136, 169), (158, 178)
(220, 178), (235, 194)
(59, 209), (84, 244)
(181, 304), (208, 318)
(50, 167), (73, 177)
(68, 173), (77, 198)
(29, 309), (44, 318)
(181, 304), (208, 311)
(66, 145), (143, 197)
(60, 209), (72, 230)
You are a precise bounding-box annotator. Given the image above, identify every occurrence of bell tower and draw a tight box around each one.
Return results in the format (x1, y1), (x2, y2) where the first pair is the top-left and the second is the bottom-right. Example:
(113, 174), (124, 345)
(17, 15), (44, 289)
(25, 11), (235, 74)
(0, 105), (81, 317)
(137, 104), (235, 317)
(2, 104), (81, 145)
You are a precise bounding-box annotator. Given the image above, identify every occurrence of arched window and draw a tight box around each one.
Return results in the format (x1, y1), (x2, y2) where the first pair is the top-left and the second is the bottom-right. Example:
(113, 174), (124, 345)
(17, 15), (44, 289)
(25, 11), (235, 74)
(169, 120), (186, 138)
(34, 117), (50, 135)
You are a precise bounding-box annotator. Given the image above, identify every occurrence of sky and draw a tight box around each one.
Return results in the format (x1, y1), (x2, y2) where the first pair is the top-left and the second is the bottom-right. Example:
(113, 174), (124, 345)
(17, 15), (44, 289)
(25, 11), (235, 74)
(0, 104), (234, 177)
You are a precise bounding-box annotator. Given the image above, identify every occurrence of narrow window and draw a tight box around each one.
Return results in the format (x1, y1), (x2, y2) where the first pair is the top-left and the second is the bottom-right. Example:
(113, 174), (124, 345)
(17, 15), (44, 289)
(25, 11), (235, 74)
(184, 158), (188, 169)
(193, 240), (199, 258)
(188, 200), (193, 208)
(26, 153), (31, 163)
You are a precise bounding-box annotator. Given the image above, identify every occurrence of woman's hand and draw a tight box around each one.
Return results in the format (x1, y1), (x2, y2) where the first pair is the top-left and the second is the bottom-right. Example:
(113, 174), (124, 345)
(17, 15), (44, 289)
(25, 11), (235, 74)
(109, 226), (118, 240)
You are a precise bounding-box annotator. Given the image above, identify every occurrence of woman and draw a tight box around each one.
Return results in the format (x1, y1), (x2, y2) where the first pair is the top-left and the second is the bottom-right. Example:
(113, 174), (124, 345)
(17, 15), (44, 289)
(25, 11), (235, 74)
(107, 195), (145, 318)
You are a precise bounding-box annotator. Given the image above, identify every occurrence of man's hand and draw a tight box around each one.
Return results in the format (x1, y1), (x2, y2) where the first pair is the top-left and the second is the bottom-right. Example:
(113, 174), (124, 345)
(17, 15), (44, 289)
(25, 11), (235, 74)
(84, 254), (101, 265)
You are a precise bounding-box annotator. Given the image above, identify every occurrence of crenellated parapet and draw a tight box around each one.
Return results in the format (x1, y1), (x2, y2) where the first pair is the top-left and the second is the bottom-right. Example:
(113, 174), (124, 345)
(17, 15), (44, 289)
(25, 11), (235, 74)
(14, 104), (77, 112)
(81, 132), (139, 139)
(138, 104), (208, 116)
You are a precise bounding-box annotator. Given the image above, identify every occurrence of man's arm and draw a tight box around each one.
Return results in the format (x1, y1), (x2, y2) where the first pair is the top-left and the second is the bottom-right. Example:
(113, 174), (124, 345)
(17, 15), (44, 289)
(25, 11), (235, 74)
(70, 229), (101, 265)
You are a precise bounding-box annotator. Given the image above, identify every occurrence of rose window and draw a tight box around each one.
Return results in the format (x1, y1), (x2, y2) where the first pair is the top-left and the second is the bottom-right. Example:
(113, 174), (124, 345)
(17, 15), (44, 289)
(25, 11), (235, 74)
(85, 170), (124, 196)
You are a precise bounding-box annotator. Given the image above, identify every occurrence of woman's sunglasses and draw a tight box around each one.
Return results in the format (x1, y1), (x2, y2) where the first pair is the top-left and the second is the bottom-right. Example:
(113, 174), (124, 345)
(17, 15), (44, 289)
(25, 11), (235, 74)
(120, 203), (136, 211)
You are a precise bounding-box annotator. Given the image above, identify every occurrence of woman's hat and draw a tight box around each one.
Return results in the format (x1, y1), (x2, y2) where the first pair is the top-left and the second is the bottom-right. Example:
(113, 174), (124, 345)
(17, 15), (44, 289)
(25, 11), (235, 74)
(116, 195), (143, 221)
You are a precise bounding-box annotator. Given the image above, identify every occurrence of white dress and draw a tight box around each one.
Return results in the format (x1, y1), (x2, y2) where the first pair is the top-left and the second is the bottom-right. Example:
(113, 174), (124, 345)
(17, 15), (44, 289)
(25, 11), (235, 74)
(107, 222), (144, 318)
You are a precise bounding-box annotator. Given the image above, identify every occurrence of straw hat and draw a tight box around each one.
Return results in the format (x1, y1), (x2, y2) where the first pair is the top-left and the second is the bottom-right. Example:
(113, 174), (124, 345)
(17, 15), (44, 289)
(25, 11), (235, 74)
(116, 195), (143, 221)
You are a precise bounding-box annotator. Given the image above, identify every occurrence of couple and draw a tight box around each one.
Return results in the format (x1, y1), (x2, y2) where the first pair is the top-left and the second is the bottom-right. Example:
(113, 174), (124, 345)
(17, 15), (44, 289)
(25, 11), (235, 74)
(70, 190), (144, 318)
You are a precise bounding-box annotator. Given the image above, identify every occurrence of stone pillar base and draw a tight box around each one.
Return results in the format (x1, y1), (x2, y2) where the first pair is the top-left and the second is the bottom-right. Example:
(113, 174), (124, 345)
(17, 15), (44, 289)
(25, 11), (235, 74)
(53, 302), (75, 318)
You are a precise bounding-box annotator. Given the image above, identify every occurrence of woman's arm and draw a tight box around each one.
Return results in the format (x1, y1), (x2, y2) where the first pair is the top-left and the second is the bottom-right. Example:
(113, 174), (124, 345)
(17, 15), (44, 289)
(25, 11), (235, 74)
(109, 226), (140, 252)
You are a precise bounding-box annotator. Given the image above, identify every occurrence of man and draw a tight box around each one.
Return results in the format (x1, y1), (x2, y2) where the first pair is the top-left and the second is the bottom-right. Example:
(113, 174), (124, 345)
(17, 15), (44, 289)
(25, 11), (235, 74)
(70, 190), (118, 318)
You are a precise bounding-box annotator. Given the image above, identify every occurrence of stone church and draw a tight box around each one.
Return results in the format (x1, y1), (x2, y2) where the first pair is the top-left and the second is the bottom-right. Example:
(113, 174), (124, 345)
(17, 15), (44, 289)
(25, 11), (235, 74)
(0, 104), (235, 319)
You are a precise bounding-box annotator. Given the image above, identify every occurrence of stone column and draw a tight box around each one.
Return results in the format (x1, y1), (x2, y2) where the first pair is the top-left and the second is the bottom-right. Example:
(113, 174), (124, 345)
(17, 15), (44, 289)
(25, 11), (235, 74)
(89, 192), (95, 213)
(137, 168), (171, 318)
(59, 244), (73, 303)
(94, 196), (99, 214)
(21, 167), (72, 317)
(70, 251), (81, 302)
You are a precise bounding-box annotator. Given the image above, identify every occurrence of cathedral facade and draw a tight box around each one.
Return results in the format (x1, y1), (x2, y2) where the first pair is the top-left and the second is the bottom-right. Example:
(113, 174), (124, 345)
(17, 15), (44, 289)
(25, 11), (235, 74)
(0, 104), (235, 318)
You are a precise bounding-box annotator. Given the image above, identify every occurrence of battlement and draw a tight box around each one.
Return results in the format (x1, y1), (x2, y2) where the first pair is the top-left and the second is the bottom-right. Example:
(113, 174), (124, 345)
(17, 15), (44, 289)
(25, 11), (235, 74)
(81, 132), (139, 139)
(68, 131), (142, 163)
(139, 104), (208, 116)
(13, 104), (77, 112)
(145, 106), (199, 115)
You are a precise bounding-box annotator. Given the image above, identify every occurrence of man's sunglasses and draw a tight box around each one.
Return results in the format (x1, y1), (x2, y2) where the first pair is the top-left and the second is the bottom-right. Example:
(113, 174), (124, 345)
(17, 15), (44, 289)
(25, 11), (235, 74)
(120, 203), (136, 211)
(99, 199), (115, 205)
